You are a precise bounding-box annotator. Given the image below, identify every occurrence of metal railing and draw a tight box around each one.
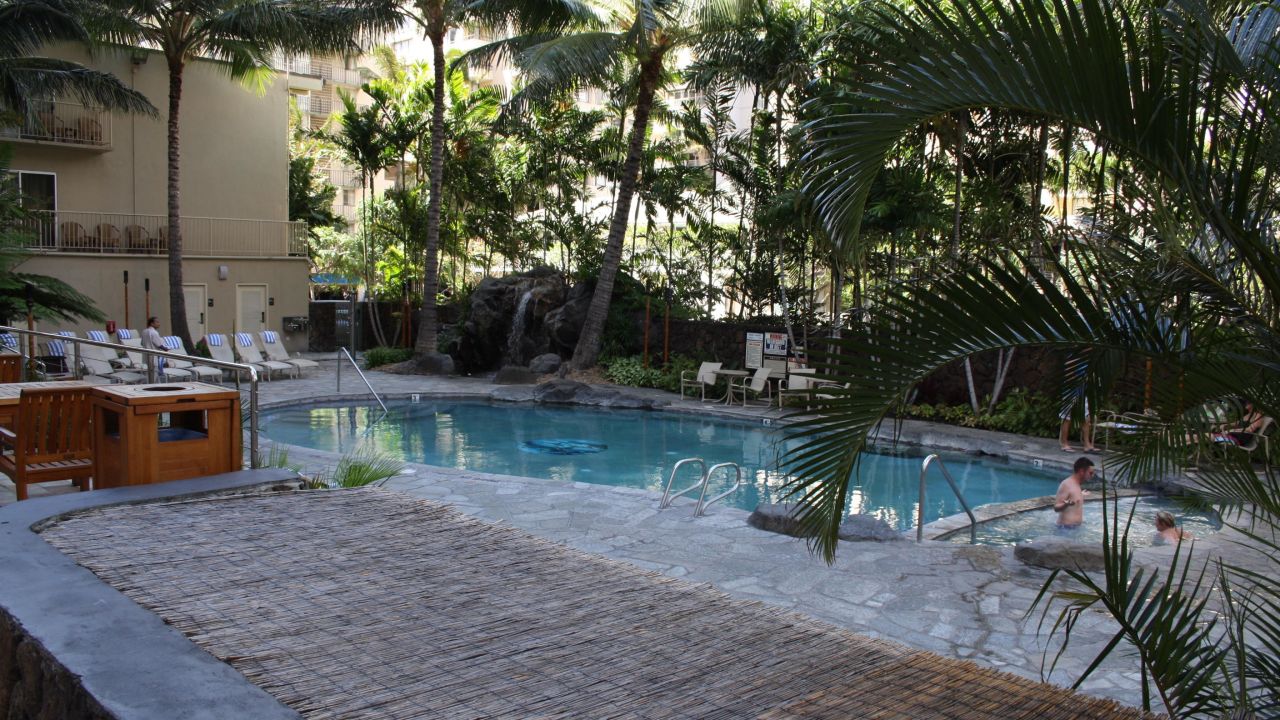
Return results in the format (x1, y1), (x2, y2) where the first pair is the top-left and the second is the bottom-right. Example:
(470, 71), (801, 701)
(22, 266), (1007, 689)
(336, 347), (387, 412)
(0, 101), (111, 149)
(17, 211), (309, 258)
(0, 326), (263, 468)
(918, 454), (977, 544)
(659, 458), (743, 516)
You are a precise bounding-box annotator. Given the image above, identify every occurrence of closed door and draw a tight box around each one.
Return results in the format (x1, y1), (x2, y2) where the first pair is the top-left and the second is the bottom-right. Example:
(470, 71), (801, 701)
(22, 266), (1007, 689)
(183, 284), (207, 341)
(236, 284), (267, 334)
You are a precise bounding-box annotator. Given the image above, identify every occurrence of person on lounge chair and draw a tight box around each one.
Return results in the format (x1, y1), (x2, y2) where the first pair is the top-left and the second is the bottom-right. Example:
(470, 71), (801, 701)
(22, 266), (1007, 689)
(1212, 400), (1267, 446)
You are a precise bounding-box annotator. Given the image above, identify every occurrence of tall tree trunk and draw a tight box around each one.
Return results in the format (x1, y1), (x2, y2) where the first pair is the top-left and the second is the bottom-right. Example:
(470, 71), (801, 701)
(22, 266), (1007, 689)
(165, 58), (192, 350)
(571, 56), (663, 370)
(414, 25), (447, 363)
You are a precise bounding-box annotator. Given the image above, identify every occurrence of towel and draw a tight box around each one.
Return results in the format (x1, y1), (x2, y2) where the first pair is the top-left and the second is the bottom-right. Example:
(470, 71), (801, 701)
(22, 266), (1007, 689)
(235, 332), (254, 347)
(207, 334), (223, 346)
(262, 330), (279, 344)
(87, 330), (109, 342)
(57, 330), (76, 338)
(47, 340), (65, 357)
(0, 334), (16, 348)
(117, 328), (134, 340)
(161, 336), (182, 351)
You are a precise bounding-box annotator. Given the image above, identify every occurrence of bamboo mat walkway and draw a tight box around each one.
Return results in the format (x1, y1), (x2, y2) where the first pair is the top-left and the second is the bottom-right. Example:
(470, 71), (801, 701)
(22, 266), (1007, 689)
(42, 490), (1147, 719)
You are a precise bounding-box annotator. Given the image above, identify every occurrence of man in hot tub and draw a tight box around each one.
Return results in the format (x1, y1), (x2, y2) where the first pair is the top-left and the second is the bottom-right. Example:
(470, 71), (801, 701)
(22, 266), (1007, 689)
(1054, 457), (1095, 530)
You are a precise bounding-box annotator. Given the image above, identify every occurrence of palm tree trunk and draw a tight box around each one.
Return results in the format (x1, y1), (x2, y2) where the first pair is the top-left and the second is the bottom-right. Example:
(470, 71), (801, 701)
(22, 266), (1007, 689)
(165, 57), (192, 350)
(571, 56), (663, 370)
(414, 27), (447, 363)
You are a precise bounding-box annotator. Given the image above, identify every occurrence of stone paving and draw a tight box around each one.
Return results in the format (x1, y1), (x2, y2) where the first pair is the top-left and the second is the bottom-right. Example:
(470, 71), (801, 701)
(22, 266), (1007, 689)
(3, 357), (1260, 711)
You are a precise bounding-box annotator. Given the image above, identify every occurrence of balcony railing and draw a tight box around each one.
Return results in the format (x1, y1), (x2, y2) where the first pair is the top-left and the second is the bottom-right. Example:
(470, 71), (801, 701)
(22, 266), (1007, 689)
(0, 101), (111, 149)
(18, 211), (308, 258)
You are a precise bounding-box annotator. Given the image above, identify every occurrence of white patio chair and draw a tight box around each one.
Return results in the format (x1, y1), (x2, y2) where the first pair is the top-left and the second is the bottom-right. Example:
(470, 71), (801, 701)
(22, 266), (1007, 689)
(730, 367), (774, 407)
(233, 332), (293, 379)
(259, 330), (318, 376)
(161, 336), (222, 383)
(680, 362), (722, 401)
(116, 328), (192, 381)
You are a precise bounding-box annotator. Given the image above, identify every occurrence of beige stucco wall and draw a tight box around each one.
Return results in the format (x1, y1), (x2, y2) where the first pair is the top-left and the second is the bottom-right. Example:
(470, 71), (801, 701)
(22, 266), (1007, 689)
(8, 44), (289, 220)
(15, 255), (311, 352)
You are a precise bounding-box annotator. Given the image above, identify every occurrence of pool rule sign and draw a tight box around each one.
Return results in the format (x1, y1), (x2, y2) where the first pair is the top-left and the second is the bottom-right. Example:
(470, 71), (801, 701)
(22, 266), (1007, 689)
(745, 331), (787, 369)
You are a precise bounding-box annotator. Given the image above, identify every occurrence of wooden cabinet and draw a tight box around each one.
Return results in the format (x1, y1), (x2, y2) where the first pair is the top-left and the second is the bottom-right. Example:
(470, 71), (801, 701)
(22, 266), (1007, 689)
(92, 383), (241, 488)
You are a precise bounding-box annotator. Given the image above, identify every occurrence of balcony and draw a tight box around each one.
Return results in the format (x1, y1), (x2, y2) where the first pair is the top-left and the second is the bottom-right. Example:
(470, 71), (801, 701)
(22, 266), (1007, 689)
(19, 211), (308, 258)
(0, 102), (111, 150)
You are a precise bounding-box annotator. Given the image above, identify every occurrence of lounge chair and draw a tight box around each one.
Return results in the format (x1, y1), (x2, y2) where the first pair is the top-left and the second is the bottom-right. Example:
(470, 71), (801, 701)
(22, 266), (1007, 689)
(116, 328), (192, 381)
(0, 386), (94, 500)
(207, 334), (267, 380)
(259, 330), (318, 376)
(1219, 416), (1275, 463)
(161, 336), (222, 383)
(730, 367), (774, 407)
(680, 362), (722, 401)
(233, 332), (294, 379)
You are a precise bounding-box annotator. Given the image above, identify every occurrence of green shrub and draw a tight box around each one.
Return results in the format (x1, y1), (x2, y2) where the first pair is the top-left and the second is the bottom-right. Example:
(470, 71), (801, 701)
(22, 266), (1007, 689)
(364, 346), (413, 369)
(904, 389), (1060, 438)
(603, 354), (701, 393)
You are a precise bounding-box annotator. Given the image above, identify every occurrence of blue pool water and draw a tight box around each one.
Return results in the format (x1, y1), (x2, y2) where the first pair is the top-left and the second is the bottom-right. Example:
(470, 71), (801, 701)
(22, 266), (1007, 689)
(262, 400), (1064, 530)
(949, 496), (1221, 547)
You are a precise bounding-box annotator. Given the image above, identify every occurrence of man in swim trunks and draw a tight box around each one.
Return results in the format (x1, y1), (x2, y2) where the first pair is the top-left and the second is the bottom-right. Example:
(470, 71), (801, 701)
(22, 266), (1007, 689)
(1054, 457), (1095, 529)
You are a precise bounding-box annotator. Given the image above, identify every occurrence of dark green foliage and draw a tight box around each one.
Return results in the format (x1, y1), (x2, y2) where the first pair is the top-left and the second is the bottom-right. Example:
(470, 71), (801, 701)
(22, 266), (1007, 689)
(288, 156), (344, 239)
(603, 354), (699, 393)
(363, 346), (413, 369)
(904, 389), (1060, 438)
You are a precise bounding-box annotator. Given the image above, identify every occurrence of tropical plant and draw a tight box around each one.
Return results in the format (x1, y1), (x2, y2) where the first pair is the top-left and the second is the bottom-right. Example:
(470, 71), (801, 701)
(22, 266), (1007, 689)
(797, 0), (1279, 715)
(505, 0), (752, 370)
(0, 0), (153, 123)
(98, 0), (399, 351)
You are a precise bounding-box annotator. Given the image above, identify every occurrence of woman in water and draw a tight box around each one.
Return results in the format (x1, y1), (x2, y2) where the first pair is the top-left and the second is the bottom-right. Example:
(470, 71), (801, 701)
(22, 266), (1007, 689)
(1153, 510), (1192, 546)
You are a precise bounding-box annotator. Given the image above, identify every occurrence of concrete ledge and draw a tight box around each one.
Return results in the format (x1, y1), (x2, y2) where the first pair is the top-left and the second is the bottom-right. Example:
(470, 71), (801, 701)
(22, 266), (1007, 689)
(0, 470), (304, 720)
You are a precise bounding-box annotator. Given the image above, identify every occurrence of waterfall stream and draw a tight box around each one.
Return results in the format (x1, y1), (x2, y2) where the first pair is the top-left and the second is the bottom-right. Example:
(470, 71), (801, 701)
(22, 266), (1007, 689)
(505, 290), (534, 365)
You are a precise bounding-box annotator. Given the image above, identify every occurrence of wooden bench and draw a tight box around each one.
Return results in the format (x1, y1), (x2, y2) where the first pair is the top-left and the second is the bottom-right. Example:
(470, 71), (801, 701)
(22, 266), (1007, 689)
(0, 386), (94, 500)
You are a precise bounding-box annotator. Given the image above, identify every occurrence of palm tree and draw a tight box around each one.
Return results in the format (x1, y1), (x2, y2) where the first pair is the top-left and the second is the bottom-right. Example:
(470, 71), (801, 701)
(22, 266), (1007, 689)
(801, 0), (1278, 714)
(508, 0), (750, 370)
(100, 0), (399, 351)
(0, 0), (153, 122)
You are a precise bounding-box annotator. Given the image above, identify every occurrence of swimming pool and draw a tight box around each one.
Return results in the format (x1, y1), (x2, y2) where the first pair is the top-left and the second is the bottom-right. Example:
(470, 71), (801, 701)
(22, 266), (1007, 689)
(261, 400), (1064, 531)
(946, 495), (1222, 546)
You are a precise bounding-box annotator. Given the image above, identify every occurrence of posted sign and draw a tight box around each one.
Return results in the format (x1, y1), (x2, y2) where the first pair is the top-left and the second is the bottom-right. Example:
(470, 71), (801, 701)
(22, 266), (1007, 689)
(764, 332), (788, 356)
(745, 332), (763, 369)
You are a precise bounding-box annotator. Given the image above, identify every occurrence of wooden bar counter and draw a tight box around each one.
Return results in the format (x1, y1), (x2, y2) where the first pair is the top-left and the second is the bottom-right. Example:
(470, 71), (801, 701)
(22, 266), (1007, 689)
(92, 383), (241, 489)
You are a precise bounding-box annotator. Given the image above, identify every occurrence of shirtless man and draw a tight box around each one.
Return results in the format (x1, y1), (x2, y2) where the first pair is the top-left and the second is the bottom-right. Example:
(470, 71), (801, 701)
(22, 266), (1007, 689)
(1054, 457), (1095, 530)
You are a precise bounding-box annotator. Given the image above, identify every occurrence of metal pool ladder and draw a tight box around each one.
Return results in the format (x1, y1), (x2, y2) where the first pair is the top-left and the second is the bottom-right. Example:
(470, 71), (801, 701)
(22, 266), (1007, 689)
(660, 458), (743, 517)
(918, 454), (977, 544)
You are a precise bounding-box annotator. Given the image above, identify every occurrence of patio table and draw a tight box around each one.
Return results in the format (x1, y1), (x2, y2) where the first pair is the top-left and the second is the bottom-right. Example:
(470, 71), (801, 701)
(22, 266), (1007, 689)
(714, 369), (749, 405)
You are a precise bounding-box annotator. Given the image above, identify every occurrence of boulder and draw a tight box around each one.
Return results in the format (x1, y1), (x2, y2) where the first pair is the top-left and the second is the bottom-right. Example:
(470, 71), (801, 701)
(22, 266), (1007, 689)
(1014, 536), (1106, 572)
(747, 503), (811, 537)
(544, 280), (594, 355)
(528, 353), (562, 375)
(412, 351), (455, 376)
(449, 268), (566, 373)
(493, 365), (539, 385)
(837, 514), (904, 542)
(526, 379), (665, 409)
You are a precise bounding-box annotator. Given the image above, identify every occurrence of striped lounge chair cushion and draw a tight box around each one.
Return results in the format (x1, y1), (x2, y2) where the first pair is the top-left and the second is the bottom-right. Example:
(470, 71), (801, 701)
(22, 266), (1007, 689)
(161, 336), (182, 351)
(87, 330), (109, 342)
(117, 328), (135, 340)
(235, 333), (255, 348)
(262, 330), (279, 344)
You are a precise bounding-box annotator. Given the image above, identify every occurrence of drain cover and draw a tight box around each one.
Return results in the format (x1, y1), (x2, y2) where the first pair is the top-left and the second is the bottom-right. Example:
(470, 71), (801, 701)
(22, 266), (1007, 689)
(519, 439), (608, 455)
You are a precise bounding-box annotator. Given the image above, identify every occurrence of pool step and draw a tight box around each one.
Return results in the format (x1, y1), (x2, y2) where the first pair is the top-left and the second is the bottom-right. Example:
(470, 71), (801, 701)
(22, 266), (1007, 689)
(660, 458), (743, 517)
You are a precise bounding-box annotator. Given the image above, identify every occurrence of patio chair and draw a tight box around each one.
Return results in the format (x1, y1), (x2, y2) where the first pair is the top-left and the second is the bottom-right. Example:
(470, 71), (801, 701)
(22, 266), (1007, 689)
(730, 367), (774, 407)
(680, 362), (722, 401)
(0, 386), (94, 500)
(125, 225), (151, 253)
(1219, 416), (1275, 464)
(116, 328), (192, 381)
(40, 332), (78, 378)
(207, 333), (267, 380)
(258, 330), (318, 376)
(161, 336), (222, 383)
(96, 223), (121, 252)
(777, 368), (816, 408)
(233, 332), (295, 379)
(59, 221), (89, 251)
(77, 334), (143, 384)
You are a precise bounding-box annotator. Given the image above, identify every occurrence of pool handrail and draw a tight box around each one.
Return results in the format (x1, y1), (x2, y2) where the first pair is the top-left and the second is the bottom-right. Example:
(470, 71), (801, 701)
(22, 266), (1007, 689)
(694, 462), (742, 517)
(660, 457), (707, 509)
(0, 325), (262, 469)
(337, 346), (387, 413)
(918, 454), (977, 544)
